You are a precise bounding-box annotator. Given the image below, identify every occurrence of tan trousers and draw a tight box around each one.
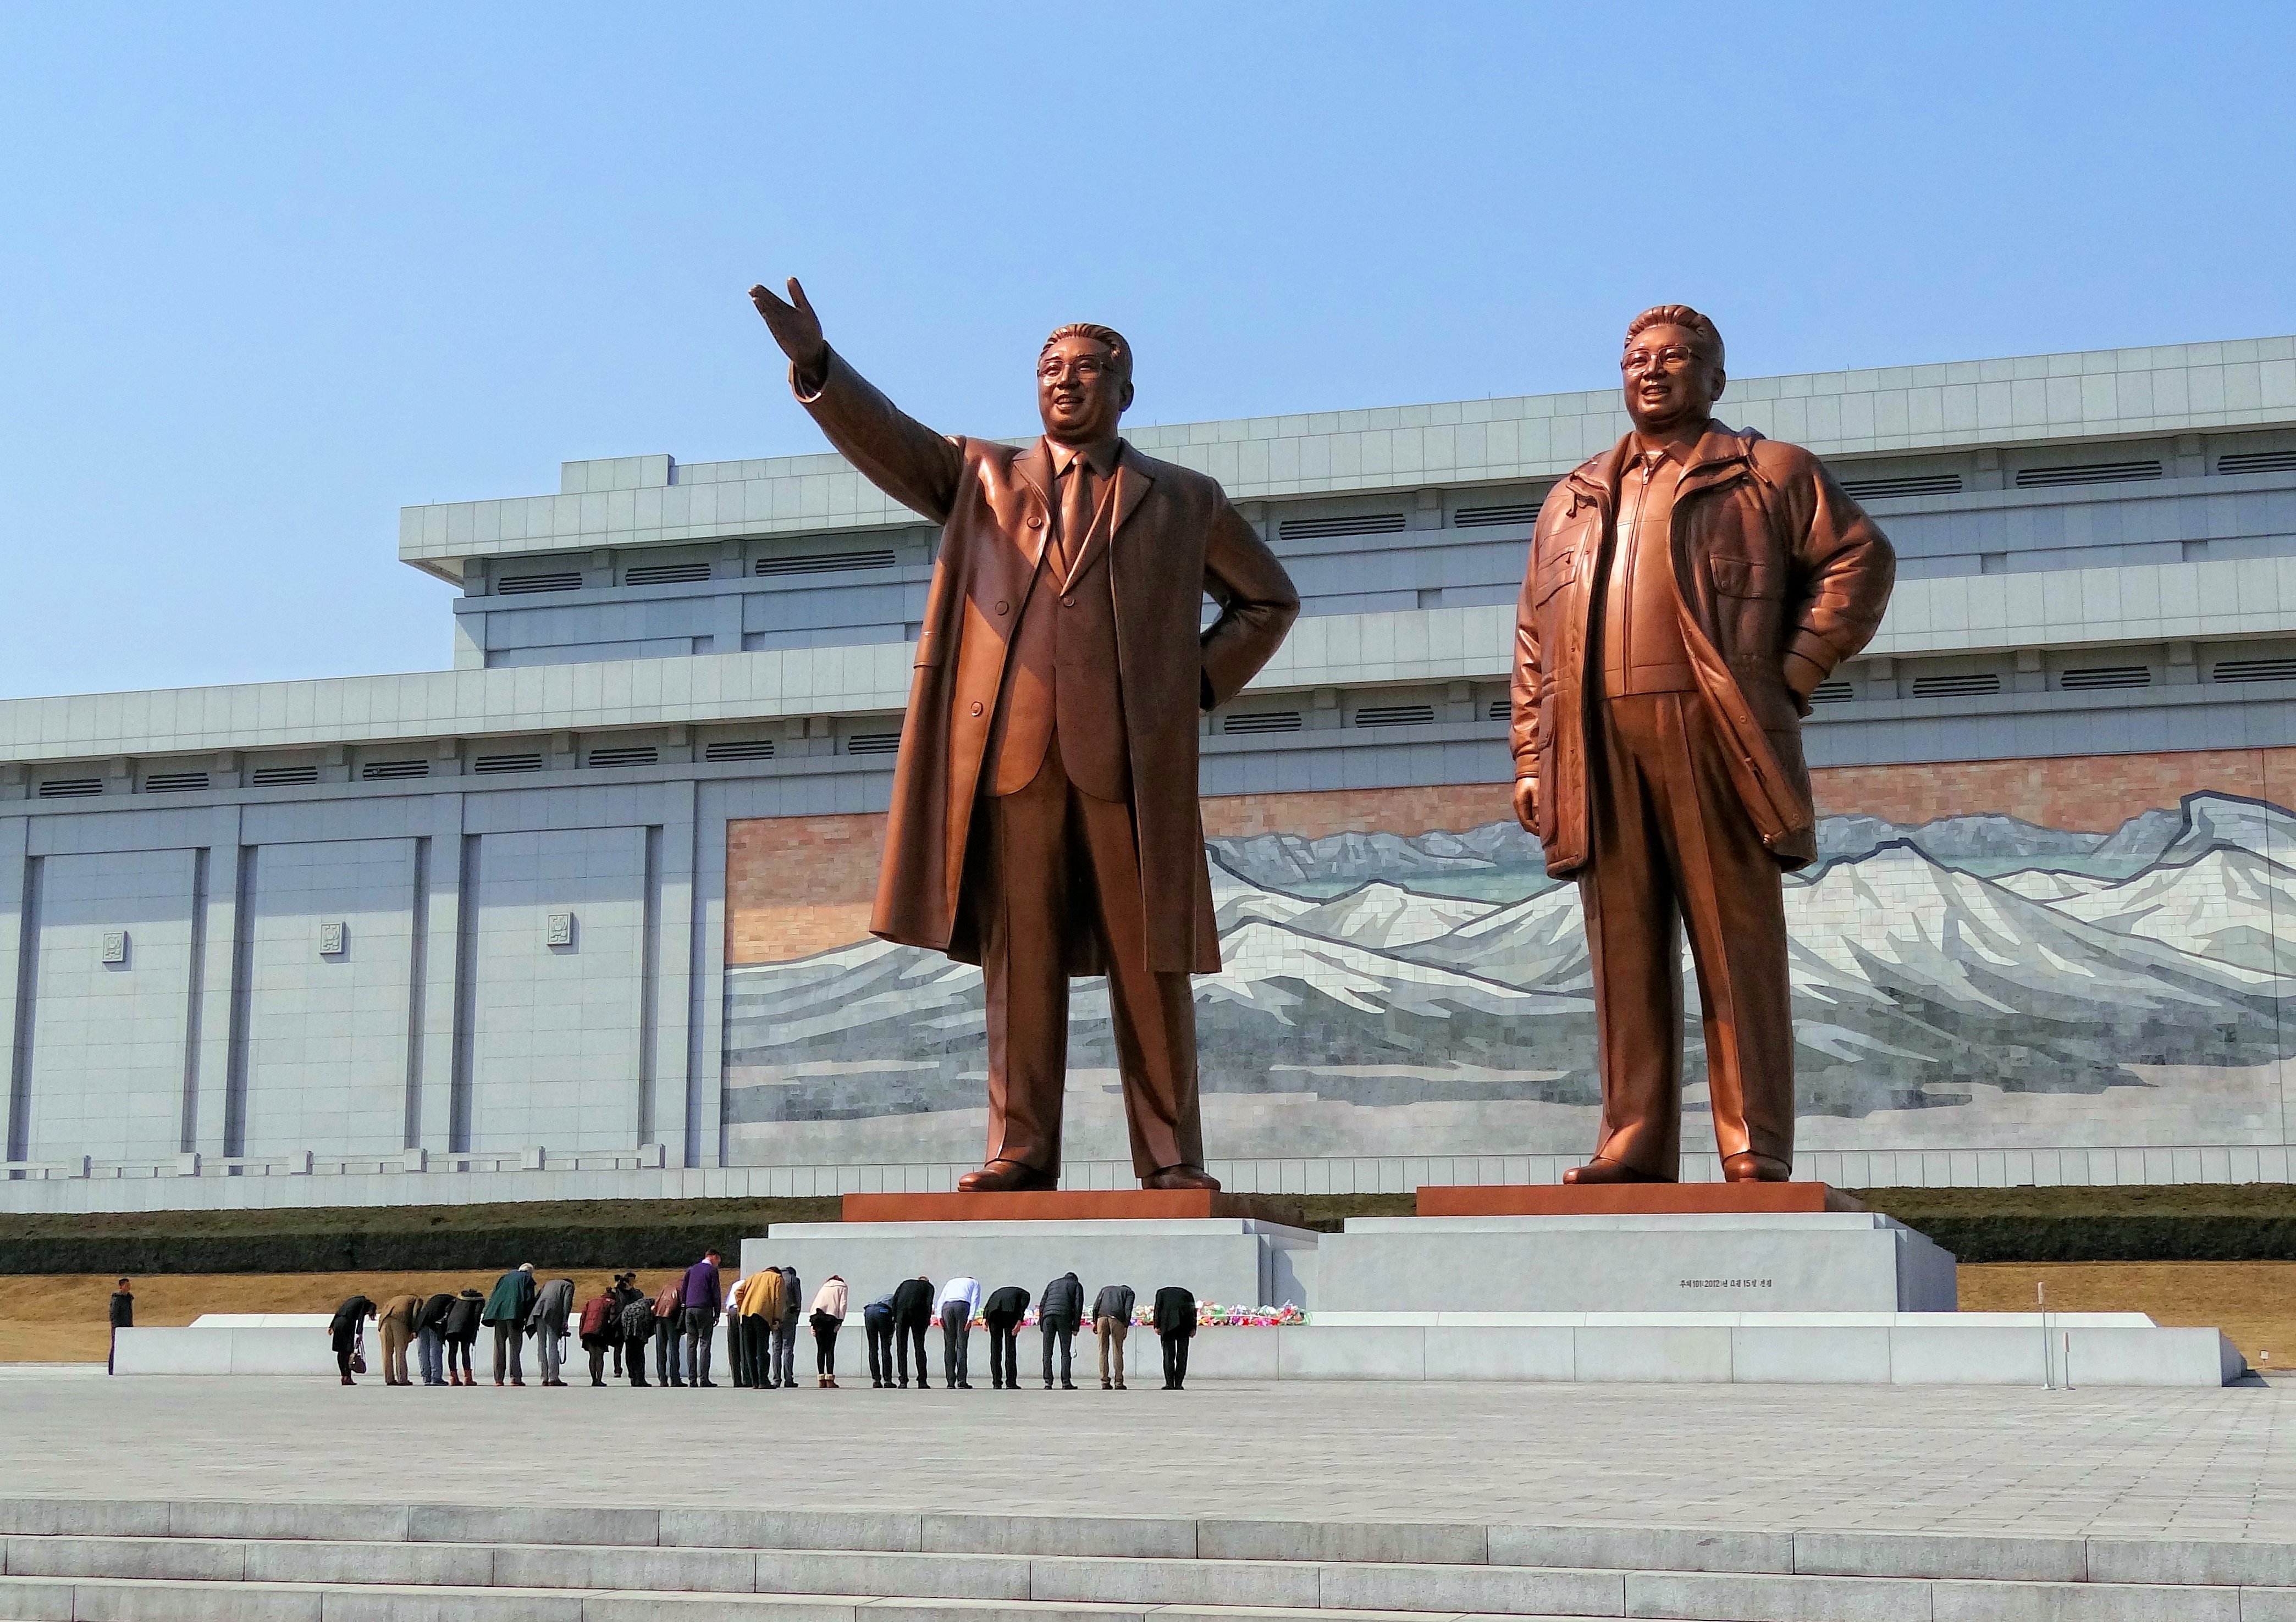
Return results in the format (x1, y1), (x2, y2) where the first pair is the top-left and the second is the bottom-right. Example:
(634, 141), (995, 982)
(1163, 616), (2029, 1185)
(1580, 693), (1796, 1175)
(379, 1319), (411, 1385)
(1095, 1316), (1128, 1384)
(977, 739), (1201, 1180)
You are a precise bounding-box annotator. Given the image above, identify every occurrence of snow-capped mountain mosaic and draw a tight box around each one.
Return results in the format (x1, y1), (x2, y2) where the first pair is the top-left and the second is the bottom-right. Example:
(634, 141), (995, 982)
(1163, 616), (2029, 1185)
(721, 792), (2296, 1165)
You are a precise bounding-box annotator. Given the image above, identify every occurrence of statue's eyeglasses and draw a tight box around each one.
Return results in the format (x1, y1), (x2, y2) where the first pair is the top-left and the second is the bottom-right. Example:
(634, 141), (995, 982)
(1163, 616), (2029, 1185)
(1039, 357), (1114, 380)
(1622, 345), (1701, 372)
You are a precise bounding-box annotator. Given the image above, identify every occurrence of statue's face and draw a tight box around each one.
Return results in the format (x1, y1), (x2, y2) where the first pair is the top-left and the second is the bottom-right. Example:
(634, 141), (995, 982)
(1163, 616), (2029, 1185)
(1621, 323), (1725, 433)
(1037, 334), (1132, 443)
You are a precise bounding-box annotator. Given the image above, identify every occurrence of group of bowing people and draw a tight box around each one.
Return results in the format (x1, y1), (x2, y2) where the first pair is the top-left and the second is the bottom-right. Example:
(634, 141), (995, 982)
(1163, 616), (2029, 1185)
(327, 1258), (1204, 1392)
(866, 1272), (1200, 1392)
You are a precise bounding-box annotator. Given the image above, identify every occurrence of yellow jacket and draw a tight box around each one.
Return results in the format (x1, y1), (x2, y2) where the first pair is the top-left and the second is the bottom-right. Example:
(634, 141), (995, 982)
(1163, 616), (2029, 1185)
(734, 1269), (783, 1321)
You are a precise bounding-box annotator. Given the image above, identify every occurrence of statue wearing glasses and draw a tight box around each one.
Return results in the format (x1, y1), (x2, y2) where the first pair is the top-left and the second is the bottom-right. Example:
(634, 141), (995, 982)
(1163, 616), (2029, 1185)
(1511, 306), (1895, 1183)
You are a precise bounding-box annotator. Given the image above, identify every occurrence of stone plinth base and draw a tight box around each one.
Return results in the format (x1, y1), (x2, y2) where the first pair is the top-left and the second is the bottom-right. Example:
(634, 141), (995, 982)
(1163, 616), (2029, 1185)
(1176, 1315), (2244, 1386)
(1417, 1182), (1865, 1215)
(1317, 1212), (1956, 1314)
(840, 1190), (1303, 1224)
(744, 1218), (1317, 1316)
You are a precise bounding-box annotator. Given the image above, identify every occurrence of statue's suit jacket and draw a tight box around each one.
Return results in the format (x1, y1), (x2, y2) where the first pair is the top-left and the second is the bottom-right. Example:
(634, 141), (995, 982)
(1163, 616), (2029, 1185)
(795, 351), (1299, 975)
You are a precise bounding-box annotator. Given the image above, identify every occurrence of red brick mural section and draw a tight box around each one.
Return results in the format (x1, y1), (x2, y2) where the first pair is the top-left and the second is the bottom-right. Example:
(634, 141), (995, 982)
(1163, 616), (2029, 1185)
(725, 749), (2296, 964)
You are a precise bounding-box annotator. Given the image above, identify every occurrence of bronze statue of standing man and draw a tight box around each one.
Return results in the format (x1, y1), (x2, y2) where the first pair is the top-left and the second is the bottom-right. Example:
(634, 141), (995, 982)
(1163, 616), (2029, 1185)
(1511, 306), (1895, 1183)
(752, 280), (1299, 1193)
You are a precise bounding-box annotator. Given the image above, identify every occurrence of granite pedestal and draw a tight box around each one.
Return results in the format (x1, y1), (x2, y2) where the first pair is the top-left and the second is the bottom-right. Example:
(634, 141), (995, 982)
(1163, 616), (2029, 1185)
(1315, 1211), (1957, 1314)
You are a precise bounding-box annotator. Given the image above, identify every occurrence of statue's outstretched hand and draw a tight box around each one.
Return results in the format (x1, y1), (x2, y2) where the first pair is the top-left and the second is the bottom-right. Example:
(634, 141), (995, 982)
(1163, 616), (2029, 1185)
(749, 278), (829, 375)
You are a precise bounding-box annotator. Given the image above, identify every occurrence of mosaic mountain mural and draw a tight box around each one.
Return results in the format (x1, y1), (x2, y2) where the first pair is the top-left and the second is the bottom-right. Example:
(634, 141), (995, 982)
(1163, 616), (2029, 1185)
(722, 792), (2296, 1160)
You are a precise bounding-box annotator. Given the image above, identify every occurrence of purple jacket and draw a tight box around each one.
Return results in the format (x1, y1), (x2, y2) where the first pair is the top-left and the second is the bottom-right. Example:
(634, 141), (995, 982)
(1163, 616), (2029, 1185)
(681, 1259), (722, 1314)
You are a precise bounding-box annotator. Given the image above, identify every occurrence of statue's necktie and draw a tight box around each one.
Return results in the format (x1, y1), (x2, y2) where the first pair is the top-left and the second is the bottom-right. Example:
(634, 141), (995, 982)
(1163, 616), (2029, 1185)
(1055, 457), (1092, 580)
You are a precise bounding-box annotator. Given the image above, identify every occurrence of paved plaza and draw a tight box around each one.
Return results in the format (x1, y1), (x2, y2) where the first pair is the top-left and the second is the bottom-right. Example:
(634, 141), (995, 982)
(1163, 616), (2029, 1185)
(5, 1371), (2289, 1542)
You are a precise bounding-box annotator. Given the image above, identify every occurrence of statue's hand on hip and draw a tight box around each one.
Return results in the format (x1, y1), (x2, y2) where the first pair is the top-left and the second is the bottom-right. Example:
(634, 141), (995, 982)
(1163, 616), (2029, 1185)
(1511, 776), (1538, 832)
(748, 276), (830, 376)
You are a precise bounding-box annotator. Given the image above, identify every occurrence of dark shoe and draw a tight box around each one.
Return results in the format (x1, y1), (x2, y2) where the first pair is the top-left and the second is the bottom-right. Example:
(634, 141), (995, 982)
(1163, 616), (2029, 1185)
(1044, 1381), (1055, 1390)
(340, 1375), (355, 1386)
(916, 1382), (930, 1390)
(1143, 1164), (1221, 1192)
(1101, 1379), (1112, 1389)
(699, 1380), (719, 1388)
(1562, 1158), (1669, 1184)
(1114, 1381), (1127, 1390)
(957, 1158), (1058, 1193)
(1061, 1381), (1076, 1390)
(1723, 1152), (1793, 1182)
(958, 1382), (973, 1390)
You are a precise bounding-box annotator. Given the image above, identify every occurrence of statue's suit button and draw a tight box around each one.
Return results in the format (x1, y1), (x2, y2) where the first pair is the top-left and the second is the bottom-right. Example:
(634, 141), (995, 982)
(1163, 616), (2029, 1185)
(1062, 596), (1075, 608)
(969, 702), (983, 716)
(1027, 514), (1042, 529)
(995, 601), (1009, 616)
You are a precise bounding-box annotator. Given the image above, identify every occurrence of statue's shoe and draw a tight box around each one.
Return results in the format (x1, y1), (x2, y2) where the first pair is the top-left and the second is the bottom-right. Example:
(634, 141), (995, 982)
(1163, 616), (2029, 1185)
(1561, 1158), (1669, 1184)
(1143, 1164), (1222, 1192)
(956, 1159), (1057, 1193)
(1722, 1152), (1792, 1182)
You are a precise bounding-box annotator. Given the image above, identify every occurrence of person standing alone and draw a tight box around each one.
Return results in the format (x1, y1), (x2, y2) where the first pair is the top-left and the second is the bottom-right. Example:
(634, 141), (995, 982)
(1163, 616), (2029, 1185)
(106, 1278), (133, 1376)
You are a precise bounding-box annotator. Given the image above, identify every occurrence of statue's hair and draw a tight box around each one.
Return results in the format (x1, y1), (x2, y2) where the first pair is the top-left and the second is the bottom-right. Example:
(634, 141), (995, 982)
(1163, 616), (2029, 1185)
(1623, 305), (1724, 369)
(1041, 322), (1133, 384)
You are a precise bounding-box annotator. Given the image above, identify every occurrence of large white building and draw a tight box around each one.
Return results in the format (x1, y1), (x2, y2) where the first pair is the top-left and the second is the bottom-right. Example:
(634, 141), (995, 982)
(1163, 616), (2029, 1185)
(5, 335), (2296, 1213)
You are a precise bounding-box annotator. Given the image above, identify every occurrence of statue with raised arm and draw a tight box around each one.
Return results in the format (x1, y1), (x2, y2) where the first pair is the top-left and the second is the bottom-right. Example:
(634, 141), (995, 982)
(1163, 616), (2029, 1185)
(750, 280), (1299, 1193)
(1511, 305), (1895, 1184)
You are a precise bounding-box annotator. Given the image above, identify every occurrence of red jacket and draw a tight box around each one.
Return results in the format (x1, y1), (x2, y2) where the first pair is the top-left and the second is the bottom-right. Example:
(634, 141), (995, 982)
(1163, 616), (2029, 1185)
(578, 1294), (614, 1338)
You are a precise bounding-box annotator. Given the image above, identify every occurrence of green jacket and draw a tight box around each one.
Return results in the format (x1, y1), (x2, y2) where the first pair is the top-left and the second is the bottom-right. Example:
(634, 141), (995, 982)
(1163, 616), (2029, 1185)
(482, 1268), (537, 1328)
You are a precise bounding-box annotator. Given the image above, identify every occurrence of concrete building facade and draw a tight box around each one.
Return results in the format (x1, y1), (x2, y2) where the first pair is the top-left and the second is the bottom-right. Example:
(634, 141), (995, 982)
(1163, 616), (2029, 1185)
(5, 335), (2296, 1211)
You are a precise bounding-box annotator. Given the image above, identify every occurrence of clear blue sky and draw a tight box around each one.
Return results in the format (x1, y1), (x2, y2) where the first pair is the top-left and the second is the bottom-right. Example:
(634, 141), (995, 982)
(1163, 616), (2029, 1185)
(3, 3), (2291, 699)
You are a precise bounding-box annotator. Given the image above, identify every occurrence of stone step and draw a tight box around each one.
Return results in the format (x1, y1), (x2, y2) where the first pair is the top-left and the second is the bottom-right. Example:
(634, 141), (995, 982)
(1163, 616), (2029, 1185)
(0, 1538), (2287, 1621)
(0, 1575), (1706, 1622)
(1, 1499), (2292, 1588)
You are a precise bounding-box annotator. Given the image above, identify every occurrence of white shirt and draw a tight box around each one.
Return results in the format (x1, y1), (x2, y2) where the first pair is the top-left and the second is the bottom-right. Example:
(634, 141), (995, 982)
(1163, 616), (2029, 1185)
(939, 1276), (982, 1321)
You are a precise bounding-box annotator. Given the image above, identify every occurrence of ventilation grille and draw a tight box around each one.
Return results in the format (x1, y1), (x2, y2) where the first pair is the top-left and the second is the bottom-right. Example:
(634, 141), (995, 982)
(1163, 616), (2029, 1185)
(250, 765), (319, 787)
(37, 777), (103, 799)
(2213, 657), (2296, 684)
(1224, 711), (1302, 735)
(2220, 450), (2296, 477)
(2060, 665), (2152, 691)
(755, 549), (898, 578)
(587, 745), (659, 769)
(845, 732), (902, 756)
(360, 760), (429, 782)
(2013, 460), (2162, 489)
(1354, 702), (1436, 728)
(1840, 473), (1963, 501)
(625, 561), (713, 586)
(702, 739), (777, 761)
(496, 571), (584, 595)
(1453, 502), (1542, 529)
(1278, 512), (1408, 540)
(143, 771), (211, 793)
(1910, 673), (2001, 699)
(1809, 682), (1856, 704)
(472, 752), (544, 774)
(1487, 698), (1511, 721)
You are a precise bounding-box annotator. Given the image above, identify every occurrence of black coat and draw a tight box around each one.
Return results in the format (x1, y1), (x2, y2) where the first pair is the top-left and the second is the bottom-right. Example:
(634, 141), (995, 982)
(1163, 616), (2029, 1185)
(1153, 1287), (1196, 1338)
(981, 1286), (1030, 1325)
(418, 1293), (456, 1332)
(1039, 1274), (1084, 1331)
(890, 1278), (936, 1326)
(443, 1293), (484, 1342)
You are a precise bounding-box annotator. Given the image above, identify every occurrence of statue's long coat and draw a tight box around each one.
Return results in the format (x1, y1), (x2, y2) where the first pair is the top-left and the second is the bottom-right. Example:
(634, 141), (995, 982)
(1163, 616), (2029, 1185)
(796, 352), (1300, 975)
